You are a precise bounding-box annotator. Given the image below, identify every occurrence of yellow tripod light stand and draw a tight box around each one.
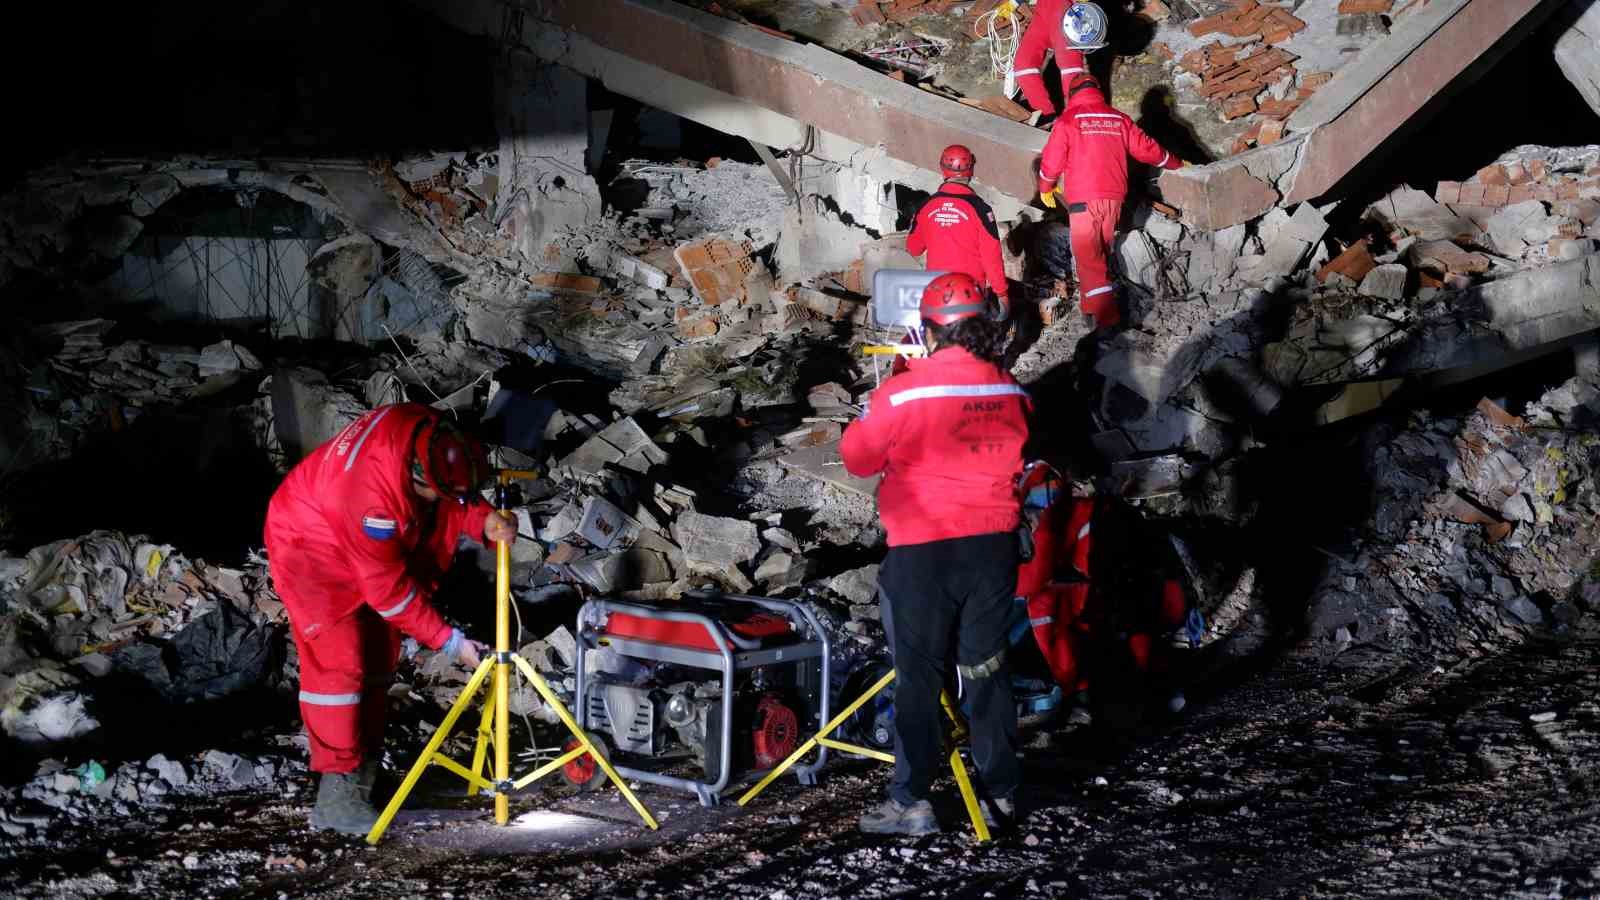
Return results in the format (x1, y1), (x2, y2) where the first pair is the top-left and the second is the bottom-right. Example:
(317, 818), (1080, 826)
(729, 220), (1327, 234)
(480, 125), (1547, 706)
(366, 470), (659, 844)
(737, 669), (992, 842)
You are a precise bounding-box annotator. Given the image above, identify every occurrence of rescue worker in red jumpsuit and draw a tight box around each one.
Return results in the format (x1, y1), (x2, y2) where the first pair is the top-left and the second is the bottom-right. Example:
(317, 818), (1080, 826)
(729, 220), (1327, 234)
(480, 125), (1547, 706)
(263, 403), (516, 834)
(843, 272), (1031, 835)
(1012, 0), (1095, 119)
(906, 145), (1011, 318)
(1038, 74), (1184, 329)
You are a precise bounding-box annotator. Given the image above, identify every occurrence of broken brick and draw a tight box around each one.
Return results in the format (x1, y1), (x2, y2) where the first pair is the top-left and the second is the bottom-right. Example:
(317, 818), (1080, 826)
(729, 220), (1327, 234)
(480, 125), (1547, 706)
(531, 272), (603, 294)
(1508, 185), (1536, 205)
(1434, 181), (1462, 206)
(1317, 239), (1377, 284)
(1483, 184), (1511, 207)
(1457, 183), (1488, 206)
(1222, 94), (1258, 120)
(1476, 164), (1509, 186)
(1257, 98), (1301, 119)
(851, 2), (886, 26)
(1338, 0), (1392, 12)
(1258, 118), (1287, 145)
(1135, 0), (1171, 22)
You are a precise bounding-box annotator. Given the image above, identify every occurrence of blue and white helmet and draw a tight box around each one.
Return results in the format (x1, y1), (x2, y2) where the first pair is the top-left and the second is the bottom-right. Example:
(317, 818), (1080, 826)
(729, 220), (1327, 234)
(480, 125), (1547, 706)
(1063, 1), (1109, 51)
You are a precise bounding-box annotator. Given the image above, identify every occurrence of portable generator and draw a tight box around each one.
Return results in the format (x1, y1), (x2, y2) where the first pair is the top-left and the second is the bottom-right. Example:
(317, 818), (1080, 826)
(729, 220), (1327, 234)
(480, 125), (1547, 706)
(567, 591), (831, 806)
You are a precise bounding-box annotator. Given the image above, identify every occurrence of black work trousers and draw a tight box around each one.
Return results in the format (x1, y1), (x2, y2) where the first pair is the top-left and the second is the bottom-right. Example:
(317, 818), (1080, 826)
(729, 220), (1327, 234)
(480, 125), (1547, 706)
(881, 532), (1020, 806)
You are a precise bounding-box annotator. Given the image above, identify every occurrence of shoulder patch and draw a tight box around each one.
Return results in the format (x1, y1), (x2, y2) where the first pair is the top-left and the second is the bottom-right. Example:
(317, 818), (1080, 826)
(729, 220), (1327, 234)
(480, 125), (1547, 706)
(362, 508), (398, 541)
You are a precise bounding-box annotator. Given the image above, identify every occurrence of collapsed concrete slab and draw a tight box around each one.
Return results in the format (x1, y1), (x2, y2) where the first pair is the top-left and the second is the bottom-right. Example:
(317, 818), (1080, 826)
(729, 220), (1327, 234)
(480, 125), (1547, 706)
(1160, 0), (1565, 231)
(1553, 0), (1600, 122)
(417, 0), (1044, 214)
(497, 57), (603, 271)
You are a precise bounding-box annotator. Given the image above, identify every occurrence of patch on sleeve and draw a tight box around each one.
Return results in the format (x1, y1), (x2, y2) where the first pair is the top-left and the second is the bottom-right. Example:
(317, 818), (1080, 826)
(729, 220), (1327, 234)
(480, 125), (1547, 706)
(362, 509), (398, 541)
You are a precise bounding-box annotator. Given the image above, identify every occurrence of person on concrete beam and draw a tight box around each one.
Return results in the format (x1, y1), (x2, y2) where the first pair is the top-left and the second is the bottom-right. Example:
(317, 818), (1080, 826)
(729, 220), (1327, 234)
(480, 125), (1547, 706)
(1038, 73), (1184, 330)
(264, 404), (514, 835)
(1012, 0), (1109, 123)
(906, 144), (1012, 321)
(842, 272), (1031, 835)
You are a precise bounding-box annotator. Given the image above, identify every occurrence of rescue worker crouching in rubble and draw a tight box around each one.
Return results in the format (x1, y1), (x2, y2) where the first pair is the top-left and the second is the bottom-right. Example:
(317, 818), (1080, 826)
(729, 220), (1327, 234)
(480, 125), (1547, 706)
(907, 144), (1011, 320)
(1038, 74), (1184, 330)
(841, 272), (1031, 835)
(263, 403), (515, 834)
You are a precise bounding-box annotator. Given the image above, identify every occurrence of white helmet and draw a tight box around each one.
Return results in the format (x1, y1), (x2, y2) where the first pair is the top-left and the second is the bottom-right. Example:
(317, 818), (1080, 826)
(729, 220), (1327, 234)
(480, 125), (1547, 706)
(1062, 1), (1110, 52)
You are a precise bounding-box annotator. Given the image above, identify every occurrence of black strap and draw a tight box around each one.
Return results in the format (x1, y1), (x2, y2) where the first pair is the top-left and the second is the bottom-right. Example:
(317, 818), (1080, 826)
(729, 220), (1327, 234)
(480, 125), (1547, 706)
(926, 187), (1001, 240)
(1066, 201), (1088, 214)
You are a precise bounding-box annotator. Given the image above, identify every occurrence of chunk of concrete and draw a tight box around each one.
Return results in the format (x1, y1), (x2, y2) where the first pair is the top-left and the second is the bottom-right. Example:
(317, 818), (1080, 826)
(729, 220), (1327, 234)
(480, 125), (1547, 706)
(1158, 163), (1280, 232)
(1359, 263), (1408, 300)
(827, 565), (880, 606)
(1486, 200), (1551, 258)
(672, 511), (760, 572)
(1553, 0), (1600, 122)
(1367, 186), (1478, 243)
(559, 417), (667, 476)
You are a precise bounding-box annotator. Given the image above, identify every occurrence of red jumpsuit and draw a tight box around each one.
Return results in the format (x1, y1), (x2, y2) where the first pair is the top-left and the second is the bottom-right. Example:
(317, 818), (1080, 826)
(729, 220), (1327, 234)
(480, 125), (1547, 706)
(264, 403), (495, 773)
(906, 181), (1008, 304)
(842, 346), (1030, 546)
(1037, 83), (1181, 328)
(1013, 0), (1091, 116)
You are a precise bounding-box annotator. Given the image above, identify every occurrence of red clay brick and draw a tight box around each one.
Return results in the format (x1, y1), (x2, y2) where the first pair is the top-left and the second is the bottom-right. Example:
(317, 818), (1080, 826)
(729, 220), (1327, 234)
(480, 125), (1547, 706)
(1258, 118), (1287, 145)
(1483, 184), (1511, 206)
(851, 2), (886, 26)
(1338, 0), (1392, 12)
(1222, 94), (1259, 120)
(1435, 181), (1462, 205)
(1317, 239), (1377, 284)
(1476, 164), (1509, 186)
(1508, 185), (1535, 204)
(1534, 185), (1559, 203)
(1504, 162), (1532, 186)
(1457, 183), (1487, 206)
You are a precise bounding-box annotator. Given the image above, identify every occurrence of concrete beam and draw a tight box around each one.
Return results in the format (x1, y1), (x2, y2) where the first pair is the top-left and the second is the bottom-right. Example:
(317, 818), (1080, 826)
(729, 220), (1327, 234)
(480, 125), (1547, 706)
(422, 0), (1045, 214)
(1161, 0), (1562, 231)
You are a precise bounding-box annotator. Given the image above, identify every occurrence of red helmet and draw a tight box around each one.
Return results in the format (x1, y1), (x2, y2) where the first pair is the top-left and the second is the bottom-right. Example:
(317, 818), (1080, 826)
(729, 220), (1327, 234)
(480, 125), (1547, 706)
(939, 144), (975, 179)
(411, 415), (490, 500)
(920, 272), (988, 326)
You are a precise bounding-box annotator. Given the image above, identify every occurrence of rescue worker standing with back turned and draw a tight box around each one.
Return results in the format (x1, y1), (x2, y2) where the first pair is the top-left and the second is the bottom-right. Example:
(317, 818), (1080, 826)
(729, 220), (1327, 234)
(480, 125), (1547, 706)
(1038, 74), (1184, 330)
(906, 145), (1011, 319)
(842, 272), (1031, 835)
(264, 403), (516, 834)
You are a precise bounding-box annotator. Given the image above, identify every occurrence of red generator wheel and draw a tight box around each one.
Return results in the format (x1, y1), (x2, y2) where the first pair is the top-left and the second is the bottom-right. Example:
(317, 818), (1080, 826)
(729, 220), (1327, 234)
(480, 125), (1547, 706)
(561, 731), (608, 791)
(751, 694), (800, 769)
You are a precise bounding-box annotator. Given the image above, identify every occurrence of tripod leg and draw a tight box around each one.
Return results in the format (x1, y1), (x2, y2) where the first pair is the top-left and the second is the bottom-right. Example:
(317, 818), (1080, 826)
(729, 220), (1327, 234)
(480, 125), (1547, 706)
(738, 668), (897, 806)
(467, 696), (495, 797)
(367, 657), (495, 845)
(939, 689), (990, 842)
(510, 654), (659, 830)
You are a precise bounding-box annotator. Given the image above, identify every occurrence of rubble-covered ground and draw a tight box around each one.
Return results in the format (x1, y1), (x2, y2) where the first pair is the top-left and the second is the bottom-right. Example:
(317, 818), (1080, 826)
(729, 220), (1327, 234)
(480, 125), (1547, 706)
(3, 1), (1600, 895)
(8, 638), (1600, 899)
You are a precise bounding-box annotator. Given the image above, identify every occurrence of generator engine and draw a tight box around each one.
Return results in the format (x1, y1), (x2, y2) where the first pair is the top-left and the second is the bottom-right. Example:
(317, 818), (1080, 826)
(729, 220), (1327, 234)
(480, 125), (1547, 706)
(571, 592), (832, 806)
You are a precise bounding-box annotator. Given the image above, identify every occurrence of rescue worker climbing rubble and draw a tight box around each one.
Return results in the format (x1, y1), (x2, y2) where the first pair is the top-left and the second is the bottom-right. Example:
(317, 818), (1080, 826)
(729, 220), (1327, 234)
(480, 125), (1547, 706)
(263, 403), (515, 835)
(906, 145), (1011, 318)
(1012, 0), (1107, 121)
(1038, 73), (1184, 329)
(841, 272), (1031, 835)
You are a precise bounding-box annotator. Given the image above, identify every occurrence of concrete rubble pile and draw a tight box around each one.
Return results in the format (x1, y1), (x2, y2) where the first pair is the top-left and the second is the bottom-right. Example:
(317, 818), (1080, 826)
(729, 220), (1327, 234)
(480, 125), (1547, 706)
(0, 530), (287, 747)
(1305, 389), (1600, 660)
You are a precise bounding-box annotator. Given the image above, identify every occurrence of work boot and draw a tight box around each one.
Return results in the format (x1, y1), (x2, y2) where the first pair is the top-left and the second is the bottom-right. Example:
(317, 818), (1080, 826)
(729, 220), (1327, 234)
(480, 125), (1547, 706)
(859, 798), (938, 836)
(1065, 690), (1093, 728)
(354, 757), (381, 806)
(308, 772), (379, 836)
(980, 795), (1017, 831)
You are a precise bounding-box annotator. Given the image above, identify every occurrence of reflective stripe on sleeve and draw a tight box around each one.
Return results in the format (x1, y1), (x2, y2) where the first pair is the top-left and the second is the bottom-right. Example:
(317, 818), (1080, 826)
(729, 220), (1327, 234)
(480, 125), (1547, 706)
(1030, 615), (1055, 627)
(1157, 151), (1170, 168)
(1061, 66), (1087, 75)
(1075, 113), (1122, 119)
(1012, 67), (1041, 76)
(343, 407), (394, 472)
(299, 690), (362, 706)
(1077, 522), (1092, 539)
(375, 586), (417, 619)
(1085, 285), (1116, 297)
(888, 383), (1028, 407)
